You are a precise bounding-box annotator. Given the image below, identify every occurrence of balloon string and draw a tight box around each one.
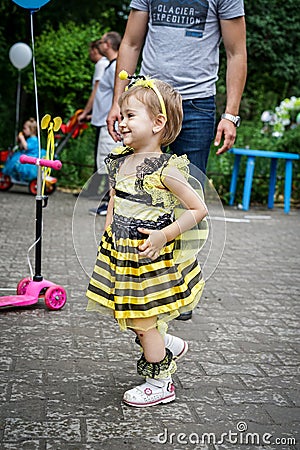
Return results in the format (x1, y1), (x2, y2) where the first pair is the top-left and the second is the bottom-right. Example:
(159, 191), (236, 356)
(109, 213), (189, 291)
(30, 11), (41, 161)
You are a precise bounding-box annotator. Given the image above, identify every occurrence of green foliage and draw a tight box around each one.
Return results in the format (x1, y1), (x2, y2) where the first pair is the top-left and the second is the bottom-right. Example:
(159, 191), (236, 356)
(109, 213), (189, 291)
(0, 0), (131, 148)
(23, 21), (106, 118)
(245, 0), (299, 81)
(0, 0), (299, 207)
(215, 0), (300, 120)
(45, 0), (130, 31)
(233, 120), (300, 155)
(244, 0), (300, 110)
(55, 125), (95, 189)
(275, 126), (300, 154)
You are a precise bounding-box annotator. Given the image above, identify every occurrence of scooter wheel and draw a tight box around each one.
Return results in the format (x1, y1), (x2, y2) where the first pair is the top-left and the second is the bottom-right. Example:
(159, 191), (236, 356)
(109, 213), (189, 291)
(45, 183), (56, 195)
(0, 171), (13, 191)
(44, 285), (67, 310)
(28, 179), (57, 195)
(29, 179), (37, 195)
(17, 277), (32, 295)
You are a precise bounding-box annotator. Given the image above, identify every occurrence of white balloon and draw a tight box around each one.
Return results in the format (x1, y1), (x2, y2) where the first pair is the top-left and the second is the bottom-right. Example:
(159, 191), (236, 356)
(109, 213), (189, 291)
(9, 42), (32, 70)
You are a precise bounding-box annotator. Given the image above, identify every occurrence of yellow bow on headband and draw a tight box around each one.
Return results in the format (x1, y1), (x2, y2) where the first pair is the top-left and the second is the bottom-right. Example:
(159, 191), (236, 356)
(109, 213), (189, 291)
(119, 70), (167, 121)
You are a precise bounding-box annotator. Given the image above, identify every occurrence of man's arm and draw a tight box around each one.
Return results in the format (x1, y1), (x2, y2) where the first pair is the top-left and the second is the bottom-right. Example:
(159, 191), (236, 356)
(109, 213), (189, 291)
(107, 9), (149, 141)
(214, 16), (247, 155)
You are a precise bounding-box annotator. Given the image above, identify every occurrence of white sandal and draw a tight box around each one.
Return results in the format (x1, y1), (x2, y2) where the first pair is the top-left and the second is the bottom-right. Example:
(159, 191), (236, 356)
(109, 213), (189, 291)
(123, 377), (175, 407)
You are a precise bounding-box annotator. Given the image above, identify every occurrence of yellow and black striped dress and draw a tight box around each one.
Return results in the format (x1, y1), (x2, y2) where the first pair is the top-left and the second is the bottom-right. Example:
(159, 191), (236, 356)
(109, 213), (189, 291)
(86, 147), (206, 332)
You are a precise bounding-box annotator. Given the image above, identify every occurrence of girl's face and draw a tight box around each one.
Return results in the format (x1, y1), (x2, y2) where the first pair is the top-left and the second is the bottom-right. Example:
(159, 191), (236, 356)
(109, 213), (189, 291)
(22, 123), (31, 137)
(119, 96), (156, 151)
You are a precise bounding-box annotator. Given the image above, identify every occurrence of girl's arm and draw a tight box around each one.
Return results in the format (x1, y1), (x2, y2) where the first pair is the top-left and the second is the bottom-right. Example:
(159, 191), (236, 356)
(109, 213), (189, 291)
(162, 168), (208, 241)
(138, 168), (208, 260)
(17, 132), (27, 150)
(103, 189), (115, 230)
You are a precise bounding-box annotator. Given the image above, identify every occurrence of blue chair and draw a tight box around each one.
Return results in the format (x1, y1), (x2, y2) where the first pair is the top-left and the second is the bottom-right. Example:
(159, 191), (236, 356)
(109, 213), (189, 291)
(229, 148), (300, 213)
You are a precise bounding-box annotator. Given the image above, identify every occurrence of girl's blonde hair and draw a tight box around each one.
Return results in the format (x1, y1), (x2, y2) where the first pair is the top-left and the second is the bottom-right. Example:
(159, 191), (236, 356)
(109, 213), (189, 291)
(119, 79), (183, 147)
(24, 117), (37, 136)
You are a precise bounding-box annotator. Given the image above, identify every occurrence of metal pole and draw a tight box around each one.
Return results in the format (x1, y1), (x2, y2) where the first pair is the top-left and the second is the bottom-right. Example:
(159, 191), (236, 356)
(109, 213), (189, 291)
(15, 70), (21, 143)
(30, 9), (43, 281)
(33, 189), (43, 282)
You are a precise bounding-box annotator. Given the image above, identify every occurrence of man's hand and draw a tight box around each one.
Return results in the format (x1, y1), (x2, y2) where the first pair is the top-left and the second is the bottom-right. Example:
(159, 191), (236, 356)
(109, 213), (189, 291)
(107, 103), (123, 143)
(214, 118), (237, 155)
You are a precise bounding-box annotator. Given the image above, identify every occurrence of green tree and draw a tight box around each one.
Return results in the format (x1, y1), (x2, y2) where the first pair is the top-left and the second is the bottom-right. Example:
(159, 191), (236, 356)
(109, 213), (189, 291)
(244, 0), (300, 116)
(1, 0), (300, 165)
(216, 0), (300, 120)
(0, 0), (131, 147)
(23, 20), (107, 118)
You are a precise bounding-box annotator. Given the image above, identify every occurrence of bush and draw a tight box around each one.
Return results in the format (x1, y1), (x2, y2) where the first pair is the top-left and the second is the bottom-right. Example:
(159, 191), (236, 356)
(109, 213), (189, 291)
(55, 124), (95, 190)
(23, 20), (107, 120)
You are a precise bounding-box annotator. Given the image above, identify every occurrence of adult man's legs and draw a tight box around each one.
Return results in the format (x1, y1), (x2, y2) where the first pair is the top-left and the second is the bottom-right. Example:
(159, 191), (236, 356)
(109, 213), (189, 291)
(170, 96), (216, 176)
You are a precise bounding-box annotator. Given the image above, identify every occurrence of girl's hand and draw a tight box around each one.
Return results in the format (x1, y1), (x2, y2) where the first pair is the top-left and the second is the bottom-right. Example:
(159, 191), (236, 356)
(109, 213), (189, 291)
(17, 132), (27, 150)
(137, 228), (167, 260)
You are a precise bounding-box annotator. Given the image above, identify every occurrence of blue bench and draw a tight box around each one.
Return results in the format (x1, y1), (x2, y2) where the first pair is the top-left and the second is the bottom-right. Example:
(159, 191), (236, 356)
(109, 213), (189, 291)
(229, 148), (300, 213)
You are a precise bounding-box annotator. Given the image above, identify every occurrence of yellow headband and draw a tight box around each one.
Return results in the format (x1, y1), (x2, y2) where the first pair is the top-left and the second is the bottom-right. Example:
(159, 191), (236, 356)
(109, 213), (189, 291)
(119, 70), (167, 121)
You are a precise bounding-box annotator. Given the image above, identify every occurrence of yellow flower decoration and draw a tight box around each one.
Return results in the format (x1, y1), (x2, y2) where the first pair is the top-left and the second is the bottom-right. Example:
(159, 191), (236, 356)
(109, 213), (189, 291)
(41, 114), (62, 195)
(41, 114), (62, 132)
(118, 71), (167, 121)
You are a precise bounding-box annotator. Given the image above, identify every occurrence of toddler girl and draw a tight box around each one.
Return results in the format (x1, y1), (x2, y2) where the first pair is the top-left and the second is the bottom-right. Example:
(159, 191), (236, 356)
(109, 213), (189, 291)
(86, 74), (208, 407)
(3, 117), (42, 181)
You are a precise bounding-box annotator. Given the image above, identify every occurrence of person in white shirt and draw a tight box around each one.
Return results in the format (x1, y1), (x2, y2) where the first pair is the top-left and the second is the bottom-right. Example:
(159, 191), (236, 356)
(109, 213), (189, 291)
(78, 40), (109, 175)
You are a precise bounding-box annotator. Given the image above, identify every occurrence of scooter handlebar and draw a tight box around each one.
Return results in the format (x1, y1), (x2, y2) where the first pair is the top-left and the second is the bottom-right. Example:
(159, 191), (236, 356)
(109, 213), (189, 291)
(20, 155), (62, 170)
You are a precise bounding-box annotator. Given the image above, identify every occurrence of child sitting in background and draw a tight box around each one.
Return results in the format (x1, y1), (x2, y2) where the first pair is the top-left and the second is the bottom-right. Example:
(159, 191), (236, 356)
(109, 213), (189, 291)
(3, 117), (45, 181)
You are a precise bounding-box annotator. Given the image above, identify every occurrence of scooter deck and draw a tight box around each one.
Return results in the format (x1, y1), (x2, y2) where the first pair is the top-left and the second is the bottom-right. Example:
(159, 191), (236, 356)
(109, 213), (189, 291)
(0, 295), (38, 307)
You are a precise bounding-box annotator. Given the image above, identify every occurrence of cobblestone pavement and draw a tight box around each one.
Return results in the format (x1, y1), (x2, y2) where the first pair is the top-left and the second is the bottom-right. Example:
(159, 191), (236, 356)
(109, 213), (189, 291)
(0, 187), (299, 450)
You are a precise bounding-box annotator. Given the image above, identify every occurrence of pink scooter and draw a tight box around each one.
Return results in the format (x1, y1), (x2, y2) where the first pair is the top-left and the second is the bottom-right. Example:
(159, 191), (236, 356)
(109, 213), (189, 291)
(0, 155), (67, 310)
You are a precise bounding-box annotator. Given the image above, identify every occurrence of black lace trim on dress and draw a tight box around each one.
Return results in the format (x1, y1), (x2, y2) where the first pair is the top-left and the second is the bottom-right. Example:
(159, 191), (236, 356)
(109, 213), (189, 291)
(105, 147), (172, 194)
(115, 188), (164, 206)
(111, 213), (172, 240)
(104, 147), (134, 188)
(135, 153), (171, 192)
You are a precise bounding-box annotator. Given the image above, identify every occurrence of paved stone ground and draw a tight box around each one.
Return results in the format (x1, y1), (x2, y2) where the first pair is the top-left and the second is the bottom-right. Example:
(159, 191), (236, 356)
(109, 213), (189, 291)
(0, 187), (299, 450)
